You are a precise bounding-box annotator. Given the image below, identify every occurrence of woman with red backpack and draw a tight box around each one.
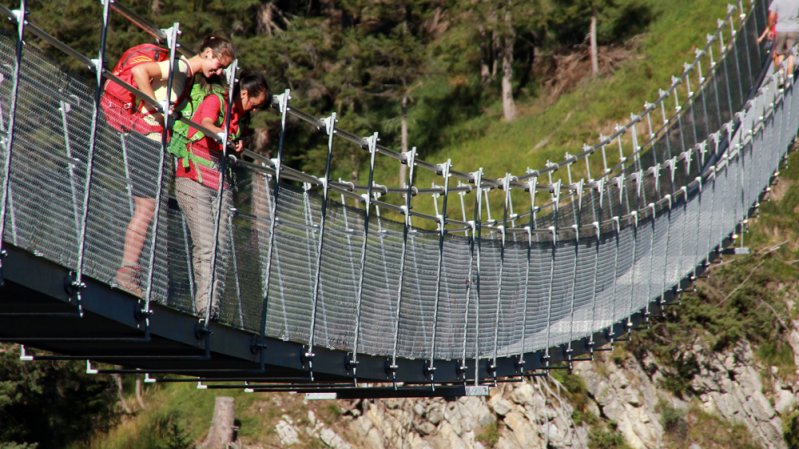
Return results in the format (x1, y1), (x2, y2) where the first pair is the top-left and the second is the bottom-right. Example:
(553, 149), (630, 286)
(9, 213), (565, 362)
(110, 34), (235, 297)
(173, 71), (269, 320)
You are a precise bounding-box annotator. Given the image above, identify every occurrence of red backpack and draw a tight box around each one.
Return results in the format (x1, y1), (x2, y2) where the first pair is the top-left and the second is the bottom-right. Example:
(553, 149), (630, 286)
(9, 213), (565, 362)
(101, 43), (176, 134)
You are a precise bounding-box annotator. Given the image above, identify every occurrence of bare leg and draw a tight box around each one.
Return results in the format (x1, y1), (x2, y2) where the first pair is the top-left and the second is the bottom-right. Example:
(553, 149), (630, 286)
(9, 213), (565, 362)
(117, 196), (156, 295)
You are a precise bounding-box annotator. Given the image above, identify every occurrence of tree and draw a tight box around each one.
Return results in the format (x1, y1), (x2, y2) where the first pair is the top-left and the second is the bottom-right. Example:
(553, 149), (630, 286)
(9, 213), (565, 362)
(549, 0), (654, 61)
(461, 0), (550, 122)
(0, 345), (118, 448)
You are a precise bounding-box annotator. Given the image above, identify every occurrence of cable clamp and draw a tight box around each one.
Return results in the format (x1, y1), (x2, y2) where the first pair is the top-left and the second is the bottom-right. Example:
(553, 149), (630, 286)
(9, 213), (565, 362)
(11, 9), (24, 27)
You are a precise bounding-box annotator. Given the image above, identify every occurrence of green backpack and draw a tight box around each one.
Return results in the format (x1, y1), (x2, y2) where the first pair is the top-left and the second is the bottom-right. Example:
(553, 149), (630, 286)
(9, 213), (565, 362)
(167, 83), (229, 168)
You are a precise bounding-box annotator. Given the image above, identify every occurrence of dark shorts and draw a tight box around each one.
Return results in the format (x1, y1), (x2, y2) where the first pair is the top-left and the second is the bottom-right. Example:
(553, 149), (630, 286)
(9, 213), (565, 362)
(775, 31), (799, 56)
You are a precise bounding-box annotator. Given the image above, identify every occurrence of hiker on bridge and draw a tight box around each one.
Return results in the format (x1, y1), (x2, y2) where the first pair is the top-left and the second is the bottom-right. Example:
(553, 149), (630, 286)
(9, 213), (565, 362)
(763, 0), (799, 81)
(170, 71), (269, 319)
(103, 34), (235, 296)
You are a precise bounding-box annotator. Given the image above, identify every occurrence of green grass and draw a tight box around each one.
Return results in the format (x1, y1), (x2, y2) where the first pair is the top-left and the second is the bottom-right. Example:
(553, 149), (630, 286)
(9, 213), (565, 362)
(367, 0), (735, 225)
(78, 381), (351, 448)
(432, 0), (729, 172)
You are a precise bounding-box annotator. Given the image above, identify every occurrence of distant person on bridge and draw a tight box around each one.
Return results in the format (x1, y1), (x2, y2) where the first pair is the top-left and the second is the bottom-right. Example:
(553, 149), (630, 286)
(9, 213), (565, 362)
(106, 34), (235, 297)
(171, 71), (269, 319)
(762, 0), (799, 82)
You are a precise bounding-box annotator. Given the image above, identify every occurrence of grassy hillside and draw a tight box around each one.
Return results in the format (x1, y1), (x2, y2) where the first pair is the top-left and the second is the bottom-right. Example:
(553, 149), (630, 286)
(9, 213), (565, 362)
(417, 0), (730, 177)
(370, 0), (733, 222)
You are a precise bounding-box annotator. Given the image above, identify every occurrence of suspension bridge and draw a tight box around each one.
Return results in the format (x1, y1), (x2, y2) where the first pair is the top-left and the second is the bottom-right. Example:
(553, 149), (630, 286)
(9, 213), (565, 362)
(0, 0), (790, 398)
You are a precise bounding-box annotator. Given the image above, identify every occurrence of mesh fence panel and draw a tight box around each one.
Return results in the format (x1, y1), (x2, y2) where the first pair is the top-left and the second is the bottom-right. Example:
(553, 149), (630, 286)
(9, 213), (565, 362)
(2, 0), (798, 372)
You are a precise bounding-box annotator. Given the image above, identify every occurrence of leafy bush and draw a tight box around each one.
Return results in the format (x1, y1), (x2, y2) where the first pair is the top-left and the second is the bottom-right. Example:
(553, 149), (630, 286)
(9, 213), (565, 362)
(588, 423), (631, 449)
(657, 400), (687, 439)
(783, 410), (799, 449)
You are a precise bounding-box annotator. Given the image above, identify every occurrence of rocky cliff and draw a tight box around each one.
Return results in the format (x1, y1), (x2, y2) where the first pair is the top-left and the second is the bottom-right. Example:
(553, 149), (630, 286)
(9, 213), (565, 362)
(268, 336), (797, 449)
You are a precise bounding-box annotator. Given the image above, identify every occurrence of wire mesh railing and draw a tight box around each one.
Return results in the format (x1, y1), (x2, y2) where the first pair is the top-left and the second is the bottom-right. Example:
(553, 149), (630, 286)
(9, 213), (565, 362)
(0, 0), (796, 382)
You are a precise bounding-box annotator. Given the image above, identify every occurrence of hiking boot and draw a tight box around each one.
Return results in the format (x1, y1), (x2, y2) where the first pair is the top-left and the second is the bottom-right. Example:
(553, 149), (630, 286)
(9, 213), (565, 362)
(115, 265), (143, 297)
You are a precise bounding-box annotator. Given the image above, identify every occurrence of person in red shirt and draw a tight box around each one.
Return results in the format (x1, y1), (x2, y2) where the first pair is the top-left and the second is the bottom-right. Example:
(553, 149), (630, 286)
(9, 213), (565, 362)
(114, 34), (235, 297)
(175, 71), (270, 320)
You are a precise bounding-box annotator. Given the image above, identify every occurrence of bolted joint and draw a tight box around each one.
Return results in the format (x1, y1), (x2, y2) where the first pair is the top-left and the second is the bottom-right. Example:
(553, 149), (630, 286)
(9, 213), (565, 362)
(424, 363), (437, 376)
(64, 272), (86, 296)
(385, 359), (399, 377)
(346, 355), (359, 371)
(194, 320), (211, 340)
(134, 305), (153, 322)
(250, 336), (267, 354)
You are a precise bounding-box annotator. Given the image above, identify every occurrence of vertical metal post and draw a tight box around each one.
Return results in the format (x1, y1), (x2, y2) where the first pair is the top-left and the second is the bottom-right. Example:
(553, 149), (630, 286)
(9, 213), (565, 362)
(645, 103), (657, 150)
(348, 132), (379, 378)
(736, 126), (748, 252)
(59, 100), (82, 240)
(427, 160), (451, 380)
(645, 164), (662, 314)
(737, 2), (754, 92)
(202, 58), (239, 325)
(672, 78), (688, 154)
(683, 64), (700, 146)
(616, 125), (628, 166)
(118, 134), (135, 216)
(516, 172), (538, 372)
(227, 211), (244, 328)
(566, 177), (583, 359)
(542, 166), (560, 367)
(256, 90), (291, 366)
(707, 34), (725, 127)
(630, 116), (642, 171)
(695, 50), (712, 141)
(305, 113), (337, 375)
(490, 173), (512, 377)
(626, 172), (640, 331)
(471, 168), (483, 385)
(0, 1), (25, 269)
(483, 187), (494, 225)
(458, 169), (483, 382)
(389, 148), (417, 380)
(69, 0), (112, 311)
(728, 5), (745, 103)
(587, 179), (604, 351)
(661, 157), (678, 302)
(710, 135), (727, 251)
(659, 91), (675, 160)
(607, 174), (621, 340)
(142, 23), (181, 319)
(458, 183), (469, 237)
(718, 23), (736, 119)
